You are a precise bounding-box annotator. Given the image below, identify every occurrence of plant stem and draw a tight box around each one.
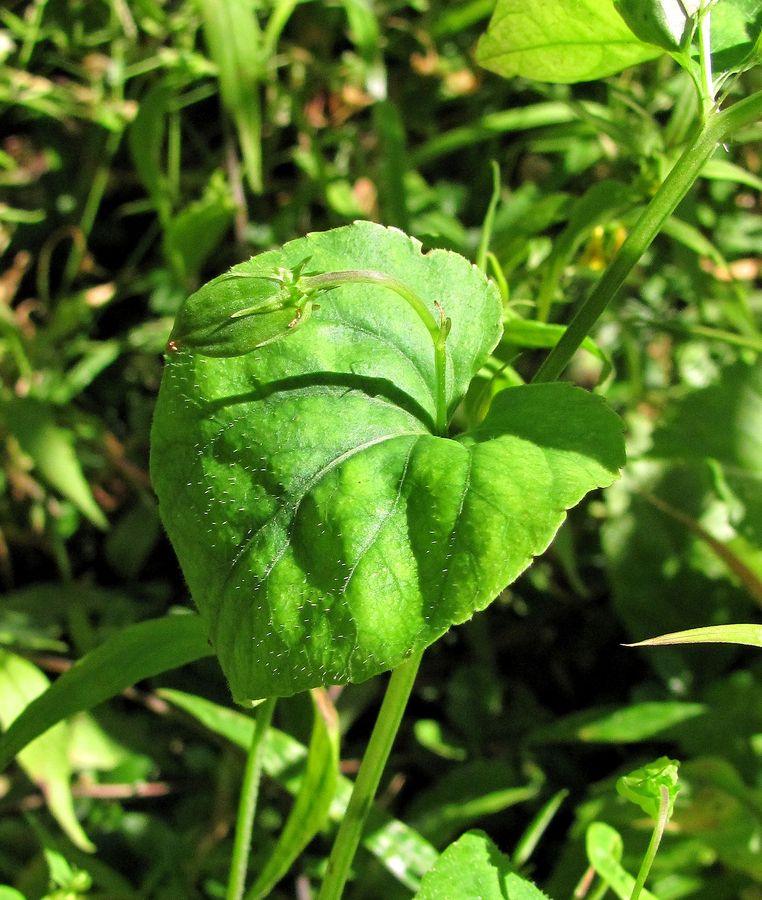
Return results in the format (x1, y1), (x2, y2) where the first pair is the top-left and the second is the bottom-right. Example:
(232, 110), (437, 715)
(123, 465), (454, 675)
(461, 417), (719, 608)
(226, 698), (277, 900)
(629, 785), (670, 900)
(317, 650), (423, 900)
(476, 160), (501, 272)
(697, 2), (715, 119)
(532, 88), (762, 384)
(301, 271), (449, 434)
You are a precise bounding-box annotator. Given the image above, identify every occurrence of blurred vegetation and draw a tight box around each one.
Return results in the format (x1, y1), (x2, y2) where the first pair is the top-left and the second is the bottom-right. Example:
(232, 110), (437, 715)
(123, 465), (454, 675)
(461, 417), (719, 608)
(1, 0), (761, 897)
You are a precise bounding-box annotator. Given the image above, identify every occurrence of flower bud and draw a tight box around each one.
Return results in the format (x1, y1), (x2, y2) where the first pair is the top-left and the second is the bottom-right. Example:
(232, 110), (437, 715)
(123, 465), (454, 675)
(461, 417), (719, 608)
(168, 268), (311, 357)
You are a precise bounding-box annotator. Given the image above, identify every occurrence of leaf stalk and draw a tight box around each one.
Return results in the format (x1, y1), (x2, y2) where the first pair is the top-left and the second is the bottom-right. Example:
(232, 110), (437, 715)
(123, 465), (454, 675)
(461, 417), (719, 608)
(317, 650), (423, 900)
(300, 271), (449, 434)
(226, 697), (277, 900)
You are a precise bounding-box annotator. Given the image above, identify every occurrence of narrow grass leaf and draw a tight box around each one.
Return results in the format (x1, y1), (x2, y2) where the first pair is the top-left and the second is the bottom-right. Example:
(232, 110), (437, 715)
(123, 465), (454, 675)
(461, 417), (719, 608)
(128, 82), (172, 223)
(476, 0), (660, 83)
(0, 651), (93, 851)
(511, 789), (569, 869)
(164, 170), (237, 283)
(159, 687), (438, 891)
(407, 760), (541, 845)
(3, 398), (107, 529)
(197, 0), (264, 192)
(700, 158), (762, 192)
(498, 319), (612, 382)
(0, 614), (212, 772)
(246, 689), (339, 898)
(411, 103), (579, 166)
(373, 100), (410, 230)
(626, 623), (762, 648)
(531, 701), (706, 743)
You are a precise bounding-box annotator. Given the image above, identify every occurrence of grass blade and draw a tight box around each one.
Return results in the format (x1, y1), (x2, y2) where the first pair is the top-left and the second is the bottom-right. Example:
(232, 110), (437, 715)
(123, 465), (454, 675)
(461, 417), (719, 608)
(197, 0), (264, 193)
(0, 614), (213, 772)
(246, 689), (339, 898)
(160, 687), (438, 891)
(626, 623), (762, 649)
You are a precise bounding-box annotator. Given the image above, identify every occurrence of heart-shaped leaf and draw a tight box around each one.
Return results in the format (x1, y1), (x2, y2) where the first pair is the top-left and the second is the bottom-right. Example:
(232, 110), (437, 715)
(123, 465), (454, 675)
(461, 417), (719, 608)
(151, 222), (624, 701)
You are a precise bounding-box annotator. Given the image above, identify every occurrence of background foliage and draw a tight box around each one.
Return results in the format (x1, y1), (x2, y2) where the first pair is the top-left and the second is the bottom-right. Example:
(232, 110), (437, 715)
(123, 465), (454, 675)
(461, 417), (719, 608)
(1, 0), (761, 897)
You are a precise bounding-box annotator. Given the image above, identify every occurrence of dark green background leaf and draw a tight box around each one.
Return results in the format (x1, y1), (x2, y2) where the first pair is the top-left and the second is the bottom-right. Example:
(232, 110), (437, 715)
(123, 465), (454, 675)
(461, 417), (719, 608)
(711, 0), (762, 72)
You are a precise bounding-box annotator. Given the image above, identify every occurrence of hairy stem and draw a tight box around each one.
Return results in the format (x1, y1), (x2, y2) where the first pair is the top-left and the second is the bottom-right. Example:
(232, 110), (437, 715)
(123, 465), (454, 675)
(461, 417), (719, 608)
(317, 650), (423, 900)
(301, 270), (449, 434)
(532, 88), (762, 384)
(226, 698), (277, 900)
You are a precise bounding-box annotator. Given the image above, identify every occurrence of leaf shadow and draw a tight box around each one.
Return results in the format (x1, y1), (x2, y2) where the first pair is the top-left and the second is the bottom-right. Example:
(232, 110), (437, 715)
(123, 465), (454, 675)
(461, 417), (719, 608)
(203, 370), (435, 432)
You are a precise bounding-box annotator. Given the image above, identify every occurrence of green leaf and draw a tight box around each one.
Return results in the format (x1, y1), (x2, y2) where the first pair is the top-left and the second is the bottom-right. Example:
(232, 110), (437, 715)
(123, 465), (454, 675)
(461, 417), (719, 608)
(711, 0), (762, 73)
(0, 614), (212, 772)
(603, 452), (760, 685)
(413, 718), (466, 761)
(0, 651), (93, 852)
(164, 170), (237, 284)
(407, 760), (541, 846)
(475, 0), (661, 84)
(246, 689), (339, 898)
(675, 757), (762, 880)
(650, 363), (762, 546)
(159, 687), (438, 890)
(151, 222), (625, 700)
(3, 398), (107, 529)
(627, 622), (762, 648)
(700, 157), (762, 192)
(614, 0), (699, 51)
(196, 0), (264, 192)
(415, 830), (549, 900)
(128, 82), (172, 224)
(26, 814), (93, 893)
(585, 822), (659, 900)
(498, 319), (611, 382)
(532, 701), (706, 743)
(616, 756), (680, 819)
(534, 178), (634, 322)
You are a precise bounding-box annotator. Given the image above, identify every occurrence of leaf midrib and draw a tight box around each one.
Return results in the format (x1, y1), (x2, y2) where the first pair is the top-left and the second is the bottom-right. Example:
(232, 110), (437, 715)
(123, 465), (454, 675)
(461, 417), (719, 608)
(218, 431), (426, 601)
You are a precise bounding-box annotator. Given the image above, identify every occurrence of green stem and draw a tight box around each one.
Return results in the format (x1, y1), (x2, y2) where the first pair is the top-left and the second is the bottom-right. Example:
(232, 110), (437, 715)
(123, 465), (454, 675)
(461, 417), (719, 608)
(629, 785), (670, 900)
(317, 651), (423, 900)
(262, 0), (301, 61)
(301, 271), (449, 434)
(226, 698), (277, 900)
(476, 160), (501, 273)
(532, 88), (762, 384)
(697, 2), (715, 119)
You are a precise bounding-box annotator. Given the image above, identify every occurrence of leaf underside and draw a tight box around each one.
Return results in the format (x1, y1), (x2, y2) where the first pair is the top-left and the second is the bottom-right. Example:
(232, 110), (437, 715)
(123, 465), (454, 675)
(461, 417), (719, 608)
(476, 0), (660, 84)
(151, 222), (624, 701)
